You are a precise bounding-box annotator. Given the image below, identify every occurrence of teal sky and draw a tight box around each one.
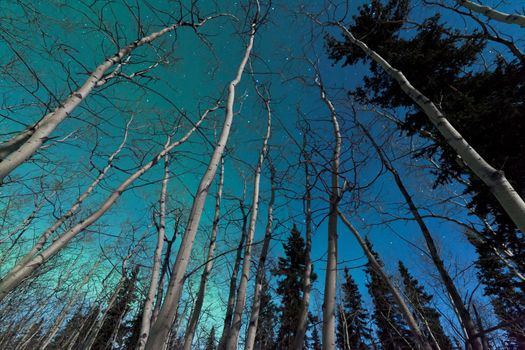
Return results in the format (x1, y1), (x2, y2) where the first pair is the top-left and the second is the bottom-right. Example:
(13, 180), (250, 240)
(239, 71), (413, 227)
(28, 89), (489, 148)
(1, 0), (523, 341)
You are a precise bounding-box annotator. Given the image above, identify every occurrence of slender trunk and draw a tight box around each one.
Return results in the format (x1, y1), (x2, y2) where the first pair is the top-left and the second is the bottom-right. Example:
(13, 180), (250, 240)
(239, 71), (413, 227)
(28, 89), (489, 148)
(334, 24), (525, 234)
(360, 123), (484, 350)
(293, 132), (314, 350)
(244, 160), (276, 350)
(225, 83), (271, 350)
(8, 118), (131, 276)
(0, 108), (211, 300)
(455, 0), (525, 27)
(40, 260), (101, 349)
(338, 211), (433, 350)
(137, 153), (170, 350)
(145, 6), (259, 348)
(0, 17), (216, 183)
(218, 202), (249, 350)
(315, 75), (340, 350)
(152, 234), (176, 324)
(182, 159), (224, 350)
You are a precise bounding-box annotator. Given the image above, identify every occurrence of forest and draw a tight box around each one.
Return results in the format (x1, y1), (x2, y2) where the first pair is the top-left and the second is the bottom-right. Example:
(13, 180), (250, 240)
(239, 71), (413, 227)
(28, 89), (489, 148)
(0, 0), (523, 349)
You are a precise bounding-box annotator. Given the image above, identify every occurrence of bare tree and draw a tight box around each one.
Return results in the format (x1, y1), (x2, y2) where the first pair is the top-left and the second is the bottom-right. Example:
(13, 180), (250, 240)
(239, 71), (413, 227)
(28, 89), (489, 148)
(454, 0), (525, 27)
(145, 2), (260, 347)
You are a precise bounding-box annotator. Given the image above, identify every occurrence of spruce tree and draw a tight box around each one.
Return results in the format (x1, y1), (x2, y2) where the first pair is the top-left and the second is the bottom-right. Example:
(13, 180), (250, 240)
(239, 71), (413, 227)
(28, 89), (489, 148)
(336, 267), (371, 350)
(205, 326), (217, 350)
(92, 267), (140, 350)
(325, 0), (525, 343)
(398, 261), (452, 350)
(254, 274), (277, 350)
(272, 225), (316, 349)
(365, 239), (414, 349)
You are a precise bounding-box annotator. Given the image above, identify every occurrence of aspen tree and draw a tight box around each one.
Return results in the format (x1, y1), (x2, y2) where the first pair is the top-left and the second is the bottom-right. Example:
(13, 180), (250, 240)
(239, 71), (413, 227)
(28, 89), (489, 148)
(338, 211), (434, 350)
(0, 16), (219, 183)
(145, 3), (260, 347)
(182, 159), (224, 350)
(137, 152), (171, 350)
(330, 22), (525, 235)
(454, 0), (525, 27)
(224, 82), (272, 350)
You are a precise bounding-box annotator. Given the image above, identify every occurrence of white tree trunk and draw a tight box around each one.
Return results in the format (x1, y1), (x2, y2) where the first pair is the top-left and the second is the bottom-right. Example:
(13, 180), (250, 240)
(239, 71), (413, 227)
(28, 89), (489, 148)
(0, 16), (216, 183)
(244, 157), (276, 350)
(225, 82), (272, 350)
(360, 123), (485, 350)
(338, 211), (433, 350)
(316, 75), (340, 350)
(9, 118), (132, 277)
(455, 0), (525, 27)
(217, 202), (248, 350)
(136, 152), (170, 350)
(0, 109), (211, 300)
(335, 24), (525, 235)
(144, 5), (259, 348)
(292, 133), (314, 350)
(182, 159), (224, 350)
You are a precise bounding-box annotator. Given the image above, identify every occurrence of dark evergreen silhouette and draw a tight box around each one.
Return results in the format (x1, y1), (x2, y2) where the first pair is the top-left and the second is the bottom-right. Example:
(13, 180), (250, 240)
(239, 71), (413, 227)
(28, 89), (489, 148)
(398, 261), (452, 350)
(91, 267), (140, 350)
(336, 267), (372, 350)
(254, 274), (277, 350)
(205, 326), (217, 350)
(272, 225), (317, 349)
(325, 0), (525, 343)
(365, 239), (414, 349)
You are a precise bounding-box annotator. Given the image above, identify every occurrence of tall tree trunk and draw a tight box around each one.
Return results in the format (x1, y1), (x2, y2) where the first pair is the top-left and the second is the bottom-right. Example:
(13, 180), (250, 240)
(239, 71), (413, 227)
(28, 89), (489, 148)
(137, 152), (170, 350)
(338, 211), (433, 350)
(225, 83), (272, 350)
(315, 74), (340, 350)
(0, 17), (216, 183)
(455, 0), (525, 27)
(182, 159), (224, 350)
(152, 229), (177, 324)
(332, 23), (525, 235)
(244, 157), (276, 350)
(144, 5), (259, 348)
(359, 122), (485, 350)
(217, 201), (249, 350)
(293, 131), (314, 350)
(0, 108), (211, 301)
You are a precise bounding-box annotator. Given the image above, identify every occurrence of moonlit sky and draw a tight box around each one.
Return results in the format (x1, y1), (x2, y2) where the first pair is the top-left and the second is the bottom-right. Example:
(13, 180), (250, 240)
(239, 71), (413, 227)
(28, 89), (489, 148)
(0, 0), (522, 337)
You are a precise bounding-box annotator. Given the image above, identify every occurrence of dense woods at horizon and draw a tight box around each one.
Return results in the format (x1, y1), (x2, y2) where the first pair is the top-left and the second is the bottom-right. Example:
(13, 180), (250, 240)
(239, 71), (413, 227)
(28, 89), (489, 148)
(0, 0), (523, 349)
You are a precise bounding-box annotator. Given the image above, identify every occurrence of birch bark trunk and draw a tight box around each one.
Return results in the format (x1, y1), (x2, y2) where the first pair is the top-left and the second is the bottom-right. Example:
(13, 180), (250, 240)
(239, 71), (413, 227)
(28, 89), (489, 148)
(137, 152), (170, 350)
(316, 75), (340, 350)
(0, 17), (216, 183)
(338, 211), (433, 350)
(244, 158), (276, 350)
(182, 159), (224, 350)
(455, 0), (525, 27)
(334, 23), (525, 235)
(144, 5), (259, 348)
(0, 108), (211, 300)
(224, 82), (271, 350)
(293, 132), (314, 350)
(359, 122), (485, 350)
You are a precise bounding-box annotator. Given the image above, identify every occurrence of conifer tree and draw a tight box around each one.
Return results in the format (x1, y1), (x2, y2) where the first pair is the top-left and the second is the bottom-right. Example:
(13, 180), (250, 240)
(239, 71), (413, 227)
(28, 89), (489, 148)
(325, 0), (525, 343)
(365, 239), (414, 349)
(311, 320), (322, 350)
(92, 267), (140, 349)
(206, 326), (217, 350)
(272, 225), (316, 349)
(254, 274), (277, 350)
(336, 267), (371, 350)
(398, 261), (452, 350)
